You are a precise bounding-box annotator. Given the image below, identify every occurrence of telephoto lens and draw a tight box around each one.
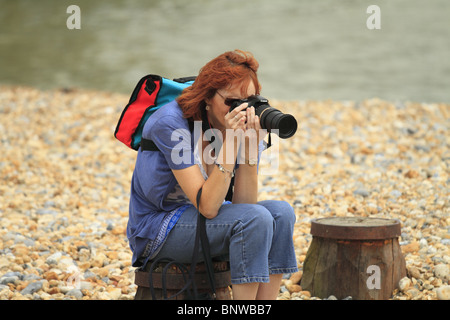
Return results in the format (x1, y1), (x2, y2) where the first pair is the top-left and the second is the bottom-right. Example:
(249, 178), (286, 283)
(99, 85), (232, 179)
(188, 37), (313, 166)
(230, 95), (297, 139)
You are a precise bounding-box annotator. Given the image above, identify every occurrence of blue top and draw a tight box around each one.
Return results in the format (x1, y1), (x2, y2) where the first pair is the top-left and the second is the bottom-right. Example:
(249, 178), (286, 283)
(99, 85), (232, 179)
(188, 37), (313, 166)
(127, 101), (198, 267)
(127, 100), (266, 267)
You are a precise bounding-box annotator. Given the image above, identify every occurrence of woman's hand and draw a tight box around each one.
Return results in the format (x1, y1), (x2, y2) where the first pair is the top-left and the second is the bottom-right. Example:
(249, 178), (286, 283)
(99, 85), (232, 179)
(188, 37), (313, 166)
(224, 103), (248, 131)
(245, 106), (267, 143)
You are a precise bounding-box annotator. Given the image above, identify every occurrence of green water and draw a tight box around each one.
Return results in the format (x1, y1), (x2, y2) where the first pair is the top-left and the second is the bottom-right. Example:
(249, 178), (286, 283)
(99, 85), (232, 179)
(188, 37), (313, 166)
(0, 0), (449, 102)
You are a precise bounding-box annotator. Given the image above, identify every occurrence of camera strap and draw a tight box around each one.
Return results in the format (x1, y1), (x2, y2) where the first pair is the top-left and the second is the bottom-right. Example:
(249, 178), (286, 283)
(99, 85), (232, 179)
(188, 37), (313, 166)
(190, 187), (216, 299)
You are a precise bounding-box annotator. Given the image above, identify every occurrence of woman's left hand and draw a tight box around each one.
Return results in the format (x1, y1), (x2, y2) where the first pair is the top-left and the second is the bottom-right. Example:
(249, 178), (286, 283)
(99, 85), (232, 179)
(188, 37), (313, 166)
(245, 106), (267, 143)
(240, 107), (267, 162)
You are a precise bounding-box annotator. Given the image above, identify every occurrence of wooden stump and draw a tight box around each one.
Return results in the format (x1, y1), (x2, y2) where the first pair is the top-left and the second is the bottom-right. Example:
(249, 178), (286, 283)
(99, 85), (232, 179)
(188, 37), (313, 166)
(301, 217), (406, 300)
(134, 261), (232, 300)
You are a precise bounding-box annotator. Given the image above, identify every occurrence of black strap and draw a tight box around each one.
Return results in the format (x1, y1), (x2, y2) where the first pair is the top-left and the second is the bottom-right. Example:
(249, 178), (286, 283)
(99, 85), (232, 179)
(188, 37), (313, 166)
(147, 187), (216, 300)
(148, 257), (193, 300)
(173, 76), (197, 83)
(140, 138), (159, 152)
(195, 188), (216, 298)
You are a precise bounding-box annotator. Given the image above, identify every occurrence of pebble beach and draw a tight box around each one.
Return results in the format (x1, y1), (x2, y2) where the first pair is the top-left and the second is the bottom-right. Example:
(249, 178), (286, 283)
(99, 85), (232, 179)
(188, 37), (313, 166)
(0, 86), (448, 300)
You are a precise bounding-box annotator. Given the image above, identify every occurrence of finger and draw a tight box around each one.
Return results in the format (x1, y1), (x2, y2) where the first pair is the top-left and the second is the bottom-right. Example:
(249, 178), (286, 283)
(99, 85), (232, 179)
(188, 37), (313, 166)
(254, 115), (262, 130)
(249, 107), (255, 127)
(233, 115), (246, 130)
(232, 109), (247, 122)
(228, 102), (248, 117)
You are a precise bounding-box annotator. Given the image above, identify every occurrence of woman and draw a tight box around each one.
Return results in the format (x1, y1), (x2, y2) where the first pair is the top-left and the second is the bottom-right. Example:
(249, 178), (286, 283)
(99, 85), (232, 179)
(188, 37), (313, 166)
(127, 50), (298, 300)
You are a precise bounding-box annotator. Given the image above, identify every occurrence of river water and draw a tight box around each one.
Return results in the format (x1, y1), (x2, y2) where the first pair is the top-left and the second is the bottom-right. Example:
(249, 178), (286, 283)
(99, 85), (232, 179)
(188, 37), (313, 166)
(0, 0), (449, 103)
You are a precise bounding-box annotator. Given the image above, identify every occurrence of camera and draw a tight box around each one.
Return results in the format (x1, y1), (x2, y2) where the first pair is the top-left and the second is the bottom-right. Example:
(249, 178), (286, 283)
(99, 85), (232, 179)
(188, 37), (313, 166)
(229, 95), (297, 139)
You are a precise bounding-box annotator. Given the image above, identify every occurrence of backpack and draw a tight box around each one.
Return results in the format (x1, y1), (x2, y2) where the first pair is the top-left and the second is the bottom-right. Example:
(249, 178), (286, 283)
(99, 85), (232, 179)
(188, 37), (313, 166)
(114, 74), (195, 150)
(114, 73), (234, 202)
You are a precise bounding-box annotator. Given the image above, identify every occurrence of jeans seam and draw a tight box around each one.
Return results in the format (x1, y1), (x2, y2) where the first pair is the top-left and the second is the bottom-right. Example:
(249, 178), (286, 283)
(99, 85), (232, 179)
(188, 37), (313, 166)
(231, 276), (270, 284)
(269, 267), (299, 274)
(240, 220), (247, 280)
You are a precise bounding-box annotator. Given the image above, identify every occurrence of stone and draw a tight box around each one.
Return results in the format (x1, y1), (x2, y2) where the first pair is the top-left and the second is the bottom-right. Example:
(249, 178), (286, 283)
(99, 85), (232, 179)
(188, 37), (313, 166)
(405, 287), (421, 299)
(402, 242), (420, 253)
(434, 264), (449, 280)
(45, 252), (63, 265)
(66, 288), (83, 299)
(289, 271), (302, 284)
(277, 291), (290, 300)
(43, 271), (59, 281)
(435, 285), (450, 300)
(398, 277), (412, 292)
(0, 276), (19, 286)
(407, 266), (421, 279)
(353, 188), (370, 198)
(107, 287), (122, 300)
(287, 284), (302, 293)
(299, 290), (311, 298)
(20, 281), (44, 296)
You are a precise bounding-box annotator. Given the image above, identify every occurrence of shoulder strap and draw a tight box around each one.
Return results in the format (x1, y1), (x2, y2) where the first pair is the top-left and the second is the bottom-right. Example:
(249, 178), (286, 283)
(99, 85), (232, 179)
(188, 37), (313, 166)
(140, 138), (159, 151)
(173, 76), (197, 83)
(189, 187), (216, 299)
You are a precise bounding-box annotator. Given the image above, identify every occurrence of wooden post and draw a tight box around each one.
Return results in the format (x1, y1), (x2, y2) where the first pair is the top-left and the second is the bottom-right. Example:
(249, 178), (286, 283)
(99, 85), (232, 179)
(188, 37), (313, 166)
(301, 217), (406, 300)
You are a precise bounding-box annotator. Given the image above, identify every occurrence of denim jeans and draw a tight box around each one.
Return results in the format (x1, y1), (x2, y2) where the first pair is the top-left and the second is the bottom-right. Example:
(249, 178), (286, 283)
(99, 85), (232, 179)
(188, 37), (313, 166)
(152, 200), (298, 285)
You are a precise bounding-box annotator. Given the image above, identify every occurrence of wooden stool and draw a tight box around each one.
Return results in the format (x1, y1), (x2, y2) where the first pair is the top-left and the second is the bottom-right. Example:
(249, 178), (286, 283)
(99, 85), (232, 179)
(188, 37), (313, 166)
(301, 217), (406, 300)
(134, 261), (232, 300)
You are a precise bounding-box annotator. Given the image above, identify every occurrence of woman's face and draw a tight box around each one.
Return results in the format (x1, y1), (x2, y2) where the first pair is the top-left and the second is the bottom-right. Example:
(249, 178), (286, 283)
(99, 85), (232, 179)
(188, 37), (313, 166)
(206, 80), (256, 130)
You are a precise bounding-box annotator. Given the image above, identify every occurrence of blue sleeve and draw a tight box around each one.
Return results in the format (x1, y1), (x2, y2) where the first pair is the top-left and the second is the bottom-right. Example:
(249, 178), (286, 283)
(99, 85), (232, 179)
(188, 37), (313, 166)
(148, 115), (196, 170)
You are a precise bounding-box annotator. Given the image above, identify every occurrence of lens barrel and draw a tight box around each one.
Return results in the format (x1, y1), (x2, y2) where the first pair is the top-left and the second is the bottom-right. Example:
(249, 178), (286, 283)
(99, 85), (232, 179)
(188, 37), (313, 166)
(229, 95), (298, 139)
(257, 105), (298, 139)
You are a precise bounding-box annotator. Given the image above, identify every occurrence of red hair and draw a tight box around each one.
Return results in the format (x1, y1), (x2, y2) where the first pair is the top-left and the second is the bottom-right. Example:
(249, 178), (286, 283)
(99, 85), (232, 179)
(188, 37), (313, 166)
(177, 50), (261, 121)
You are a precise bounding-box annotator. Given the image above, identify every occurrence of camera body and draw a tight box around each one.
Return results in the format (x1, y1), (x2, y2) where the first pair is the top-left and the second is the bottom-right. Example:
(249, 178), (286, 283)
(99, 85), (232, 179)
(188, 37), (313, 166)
(229, 95), (298, 139)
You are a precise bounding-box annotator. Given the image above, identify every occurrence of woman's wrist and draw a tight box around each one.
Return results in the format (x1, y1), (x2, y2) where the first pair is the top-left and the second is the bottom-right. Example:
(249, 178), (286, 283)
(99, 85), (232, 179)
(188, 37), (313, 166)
(214, 161), (235, 177)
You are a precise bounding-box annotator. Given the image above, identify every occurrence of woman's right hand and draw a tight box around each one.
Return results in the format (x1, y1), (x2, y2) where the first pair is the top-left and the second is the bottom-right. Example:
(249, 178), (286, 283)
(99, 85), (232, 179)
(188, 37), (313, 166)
(224, 103), (248, 131)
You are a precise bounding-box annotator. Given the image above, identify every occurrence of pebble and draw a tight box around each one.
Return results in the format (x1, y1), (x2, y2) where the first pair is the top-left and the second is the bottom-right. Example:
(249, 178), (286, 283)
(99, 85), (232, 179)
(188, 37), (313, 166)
(398, 277), (412, 292)
(20, 281), (44, 296)
(435, 285), (450, 300)
(66, 289), (83, 299)
(434, 264), (449, 281)
(0, 88), (448, 300)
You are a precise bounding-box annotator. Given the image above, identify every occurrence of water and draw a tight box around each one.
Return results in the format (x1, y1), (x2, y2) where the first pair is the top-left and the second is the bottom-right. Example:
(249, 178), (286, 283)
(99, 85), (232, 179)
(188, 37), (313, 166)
(0, 0), (449, 103)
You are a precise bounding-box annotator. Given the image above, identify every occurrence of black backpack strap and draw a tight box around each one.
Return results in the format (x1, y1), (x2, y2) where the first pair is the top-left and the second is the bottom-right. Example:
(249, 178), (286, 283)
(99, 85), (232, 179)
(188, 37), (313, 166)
(140, 138), (159, 152)
(173, 76), (197, 83)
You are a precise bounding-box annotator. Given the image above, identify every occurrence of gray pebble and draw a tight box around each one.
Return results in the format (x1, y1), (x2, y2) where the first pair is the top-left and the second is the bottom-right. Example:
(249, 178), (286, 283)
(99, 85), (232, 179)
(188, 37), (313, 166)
(66, 288), (83, 299)
(0, 276), (19, 285)
(353, 188), (370, 197)
(36, 208), (58, 216)
(23, 274), (41, 281)
(45, 252), (63, 265)
(20, 281), (44, 295)
(390, 190), (402, 198)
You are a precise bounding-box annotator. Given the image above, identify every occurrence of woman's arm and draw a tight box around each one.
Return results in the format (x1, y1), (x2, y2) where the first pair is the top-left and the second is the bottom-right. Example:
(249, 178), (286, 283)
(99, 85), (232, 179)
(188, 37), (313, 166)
(172, 104), (248, 219)
(232, 106), (264, 204)
(172, 133), (239, 219)
(232, 162), (258, 204)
